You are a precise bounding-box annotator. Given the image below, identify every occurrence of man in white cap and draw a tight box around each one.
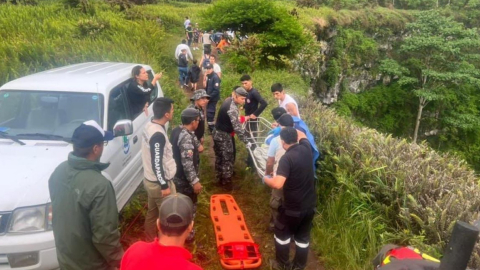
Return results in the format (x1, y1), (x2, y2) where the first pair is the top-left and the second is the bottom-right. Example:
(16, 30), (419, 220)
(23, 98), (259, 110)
(49, 120), (123, 270)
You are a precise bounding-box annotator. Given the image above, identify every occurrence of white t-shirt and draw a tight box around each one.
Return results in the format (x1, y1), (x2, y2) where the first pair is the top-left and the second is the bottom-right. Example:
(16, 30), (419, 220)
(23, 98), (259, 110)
(184, 19), (190, 29)
(202, 33), (211, 44)
(213, 63), (221, 74)
(279, 94), (300, 119)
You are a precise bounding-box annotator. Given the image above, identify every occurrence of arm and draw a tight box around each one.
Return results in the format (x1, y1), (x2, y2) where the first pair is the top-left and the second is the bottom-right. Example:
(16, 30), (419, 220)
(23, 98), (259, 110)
(210, 76), (220, 97)
(227, 103), (249, 144)
(149, 132), (169, 190)
(264, 174), (286, 189)
(179, 138), (200, 186)
(151, 72), (162, 86)
(89, 182), (124, 268)
(252, 91), (268, 117)
(285, 102), (299, 118)
(265, 156), (275, 176)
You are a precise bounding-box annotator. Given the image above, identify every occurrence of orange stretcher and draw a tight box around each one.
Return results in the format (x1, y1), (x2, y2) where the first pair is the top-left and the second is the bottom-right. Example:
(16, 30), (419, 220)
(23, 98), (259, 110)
(210, 194), (262, 269)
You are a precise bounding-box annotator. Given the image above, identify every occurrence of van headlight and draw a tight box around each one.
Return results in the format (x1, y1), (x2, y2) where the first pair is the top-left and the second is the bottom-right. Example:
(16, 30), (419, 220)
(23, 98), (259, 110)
(8, 204), (52, 233)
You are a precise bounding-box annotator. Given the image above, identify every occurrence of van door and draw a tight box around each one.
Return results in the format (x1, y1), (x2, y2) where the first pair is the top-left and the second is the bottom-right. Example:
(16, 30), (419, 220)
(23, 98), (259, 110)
(102, 81), (134, 210)
(122, 70), (160, 188)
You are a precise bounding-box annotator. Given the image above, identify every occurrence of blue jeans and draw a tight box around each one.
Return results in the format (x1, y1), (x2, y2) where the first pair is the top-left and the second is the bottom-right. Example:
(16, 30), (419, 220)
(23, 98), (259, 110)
(178, 66), (188, 85)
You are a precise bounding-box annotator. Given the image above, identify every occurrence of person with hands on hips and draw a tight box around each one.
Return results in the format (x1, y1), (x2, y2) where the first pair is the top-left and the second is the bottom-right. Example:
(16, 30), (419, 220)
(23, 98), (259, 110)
(142, 97), (177, 242)
(127, 65), (162, 117)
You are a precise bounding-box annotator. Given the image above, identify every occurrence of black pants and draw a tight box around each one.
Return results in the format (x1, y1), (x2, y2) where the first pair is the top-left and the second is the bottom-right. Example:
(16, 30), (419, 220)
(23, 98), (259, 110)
(274, 207), (315, 270)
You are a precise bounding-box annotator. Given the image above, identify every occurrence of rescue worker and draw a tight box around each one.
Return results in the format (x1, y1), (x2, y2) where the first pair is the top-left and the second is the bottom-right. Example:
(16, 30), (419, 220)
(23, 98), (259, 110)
(264, 127), (316, 270)
(188, 89), (210, 143)
(48, 120), (123, 270)
(213, 87), (250, 187)
(205, 63), (221, 133)
(170, 108), (204, 242)
(142, 97), (177, 242)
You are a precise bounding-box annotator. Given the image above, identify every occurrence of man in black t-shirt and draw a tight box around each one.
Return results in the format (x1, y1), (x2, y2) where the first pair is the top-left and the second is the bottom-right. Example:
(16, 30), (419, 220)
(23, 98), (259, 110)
(241, 74), (268, 167)
(263, 127), (316, 270)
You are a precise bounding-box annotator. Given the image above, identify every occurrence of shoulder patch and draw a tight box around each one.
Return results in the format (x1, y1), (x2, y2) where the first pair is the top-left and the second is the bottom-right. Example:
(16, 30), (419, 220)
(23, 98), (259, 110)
(186, 149), (193, 157)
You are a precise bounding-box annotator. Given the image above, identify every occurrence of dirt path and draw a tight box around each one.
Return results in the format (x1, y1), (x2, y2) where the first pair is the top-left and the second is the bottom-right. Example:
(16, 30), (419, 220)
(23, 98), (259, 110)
(119, 41), (325, 269)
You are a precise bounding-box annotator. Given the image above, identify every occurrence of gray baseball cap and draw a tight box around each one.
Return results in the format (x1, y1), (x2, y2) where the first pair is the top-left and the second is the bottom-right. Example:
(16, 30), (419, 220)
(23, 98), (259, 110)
(190, 89), (210, 101)
(159, 194), (194, 228)
(234, 87), (248, 97)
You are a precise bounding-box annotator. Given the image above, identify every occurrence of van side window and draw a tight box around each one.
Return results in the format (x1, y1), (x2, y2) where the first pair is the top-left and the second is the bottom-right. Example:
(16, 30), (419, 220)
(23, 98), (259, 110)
(108, 82), (130, 131)
(146, 70), (158, 103)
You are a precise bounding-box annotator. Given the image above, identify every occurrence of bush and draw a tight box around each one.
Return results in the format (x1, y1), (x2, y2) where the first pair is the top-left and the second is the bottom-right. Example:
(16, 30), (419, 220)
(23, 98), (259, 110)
(200, 0), (306, 62)
(300, 97), (480, 269)
(77, 18), (110, 37)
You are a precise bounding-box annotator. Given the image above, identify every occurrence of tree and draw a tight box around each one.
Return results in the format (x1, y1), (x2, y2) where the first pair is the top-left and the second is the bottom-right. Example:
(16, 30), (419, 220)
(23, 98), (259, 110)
(200, 0), (305, 62)
(380, 11), (480, 143)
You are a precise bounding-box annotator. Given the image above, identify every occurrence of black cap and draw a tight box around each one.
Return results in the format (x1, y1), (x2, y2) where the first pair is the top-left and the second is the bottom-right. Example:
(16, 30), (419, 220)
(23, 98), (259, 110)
(205, 63), (213, 69)
(71, 120), (114, 148)
(271, 107), (287, 121)
(277, 114), (294, 127)
(181, 108), (200, 118)
(159, 194), (194, 228)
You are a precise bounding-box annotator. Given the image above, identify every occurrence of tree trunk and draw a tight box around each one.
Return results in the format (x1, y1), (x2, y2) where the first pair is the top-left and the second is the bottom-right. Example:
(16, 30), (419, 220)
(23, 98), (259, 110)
(413, 99), (424, 143)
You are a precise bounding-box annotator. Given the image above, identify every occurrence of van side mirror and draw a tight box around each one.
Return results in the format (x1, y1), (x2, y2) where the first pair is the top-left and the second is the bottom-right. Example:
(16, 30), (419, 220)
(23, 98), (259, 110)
(113, 119), (133, 137)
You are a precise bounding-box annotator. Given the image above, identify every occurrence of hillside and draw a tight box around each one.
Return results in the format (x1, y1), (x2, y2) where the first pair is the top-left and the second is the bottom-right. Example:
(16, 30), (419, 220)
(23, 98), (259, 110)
(1, 0), (480, 269)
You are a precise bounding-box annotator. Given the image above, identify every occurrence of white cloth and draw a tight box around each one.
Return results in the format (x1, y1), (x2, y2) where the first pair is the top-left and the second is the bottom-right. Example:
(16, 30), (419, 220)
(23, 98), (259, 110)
(213, 63), (221, 74)
(184, 19), (190, 29)
(174, 44), (193, 61)
(279, 94), (300, 119)
(202, 33), (211, 44)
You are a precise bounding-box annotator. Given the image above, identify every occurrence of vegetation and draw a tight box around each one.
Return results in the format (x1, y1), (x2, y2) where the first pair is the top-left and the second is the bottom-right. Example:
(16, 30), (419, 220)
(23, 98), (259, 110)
(201, 0), (306, 65)
(2, 0), (480, 269)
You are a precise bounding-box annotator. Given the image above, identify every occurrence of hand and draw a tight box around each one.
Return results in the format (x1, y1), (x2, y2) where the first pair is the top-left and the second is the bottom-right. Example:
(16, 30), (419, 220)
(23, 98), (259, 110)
(262, 174), (272, 185)
(143, 104), (149, 116)
(161, 187), (171, 197)
(193, 182), (203, 194)
(271, 122), (279, 128)
(249, 114), (257, 120)
(154, 72), (163, 80)
(198, 144), (204, 153)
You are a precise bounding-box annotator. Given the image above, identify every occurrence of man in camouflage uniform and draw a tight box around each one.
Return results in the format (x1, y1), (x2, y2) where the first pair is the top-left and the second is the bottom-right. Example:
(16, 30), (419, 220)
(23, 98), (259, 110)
(213, 87), (250, 187)
(170, 108), (204, 241)
(187, 89), (210, 143)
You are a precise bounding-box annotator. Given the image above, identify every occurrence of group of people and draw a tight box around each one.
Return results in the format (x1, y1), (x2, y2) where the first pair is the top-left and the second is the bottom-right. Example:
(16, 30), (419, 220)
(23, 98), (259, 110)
(48, 53), (319, 269)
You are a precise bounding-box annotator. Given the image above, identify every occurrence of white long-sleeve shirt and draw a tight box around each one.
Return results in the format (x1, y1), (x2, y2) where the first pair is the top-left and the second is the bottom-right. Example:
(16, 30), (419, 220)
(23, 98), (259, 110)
(174, 44), (193, 60)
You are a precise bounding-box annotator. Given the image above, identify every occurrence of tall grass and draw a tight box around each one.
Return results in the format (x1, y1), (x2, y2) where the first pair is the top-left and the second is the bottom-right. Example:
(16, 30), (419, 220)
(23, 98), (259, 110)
(0, 2), (168, 86)
(300, 97), (480, 269)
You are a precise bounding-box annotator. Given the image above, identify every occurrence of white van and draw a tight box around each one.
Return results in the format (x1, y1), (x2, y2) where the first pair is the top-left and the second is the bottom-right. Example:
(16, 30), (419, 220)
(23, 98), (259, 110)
(0, 62), (163, 269)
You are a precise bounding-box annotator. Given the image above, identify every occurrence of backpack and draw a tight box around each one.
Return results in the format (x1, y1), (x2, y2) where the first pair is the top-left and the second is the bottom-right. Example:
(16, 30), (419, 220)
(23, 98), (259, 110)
(202, 55), (210, 68)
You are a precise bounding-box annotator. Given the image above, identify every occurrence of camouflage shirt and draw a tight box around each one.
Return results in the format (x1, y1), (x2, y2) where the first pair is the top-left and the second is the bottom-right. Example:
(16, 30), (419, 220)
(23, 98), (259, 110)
(187, 103), (205, 141)
(227, 99), (249, 144)
(178, 127), (201, 185)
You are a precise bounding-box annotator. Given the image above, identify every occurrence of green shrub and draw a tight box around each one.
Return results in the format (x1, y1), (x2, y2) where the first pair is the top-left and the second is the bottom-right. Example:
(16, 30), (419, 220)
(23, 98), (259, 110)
(300, 97), (480, 269)
(77, 18), (110, 37)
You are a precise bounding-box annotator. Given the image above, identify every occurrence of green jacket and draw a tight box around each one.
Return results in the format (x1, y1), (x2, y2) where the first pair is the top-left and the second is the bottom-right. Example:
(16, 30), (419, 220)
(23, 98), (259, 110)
(49, 153), (124, 270)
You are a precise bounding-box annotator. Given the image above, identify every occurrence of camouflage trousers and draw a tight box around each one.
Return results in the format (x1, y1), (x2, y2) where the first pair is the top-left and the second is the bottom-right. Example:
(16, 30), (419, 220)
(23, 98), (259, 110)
(172, 176), (197, 241)
(213, 129), (235, 182)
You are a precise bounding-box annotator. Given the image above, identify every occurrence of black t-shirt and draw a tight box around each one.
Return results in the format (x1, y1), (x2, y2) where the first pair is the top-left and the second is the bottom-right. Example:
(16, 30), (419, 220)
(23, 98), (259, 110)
(276, 138), (316, 211)
(215, 97), (234, 133)
(126, 79), (153, 117)
(244, 87), (267, 117)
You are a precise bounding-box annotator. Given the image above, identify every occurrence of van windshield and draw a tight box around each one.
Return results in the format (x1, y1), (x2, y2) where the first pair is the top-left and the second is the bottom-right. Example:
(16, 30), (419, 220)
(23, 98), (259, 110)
(0, 90), (104, 140)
